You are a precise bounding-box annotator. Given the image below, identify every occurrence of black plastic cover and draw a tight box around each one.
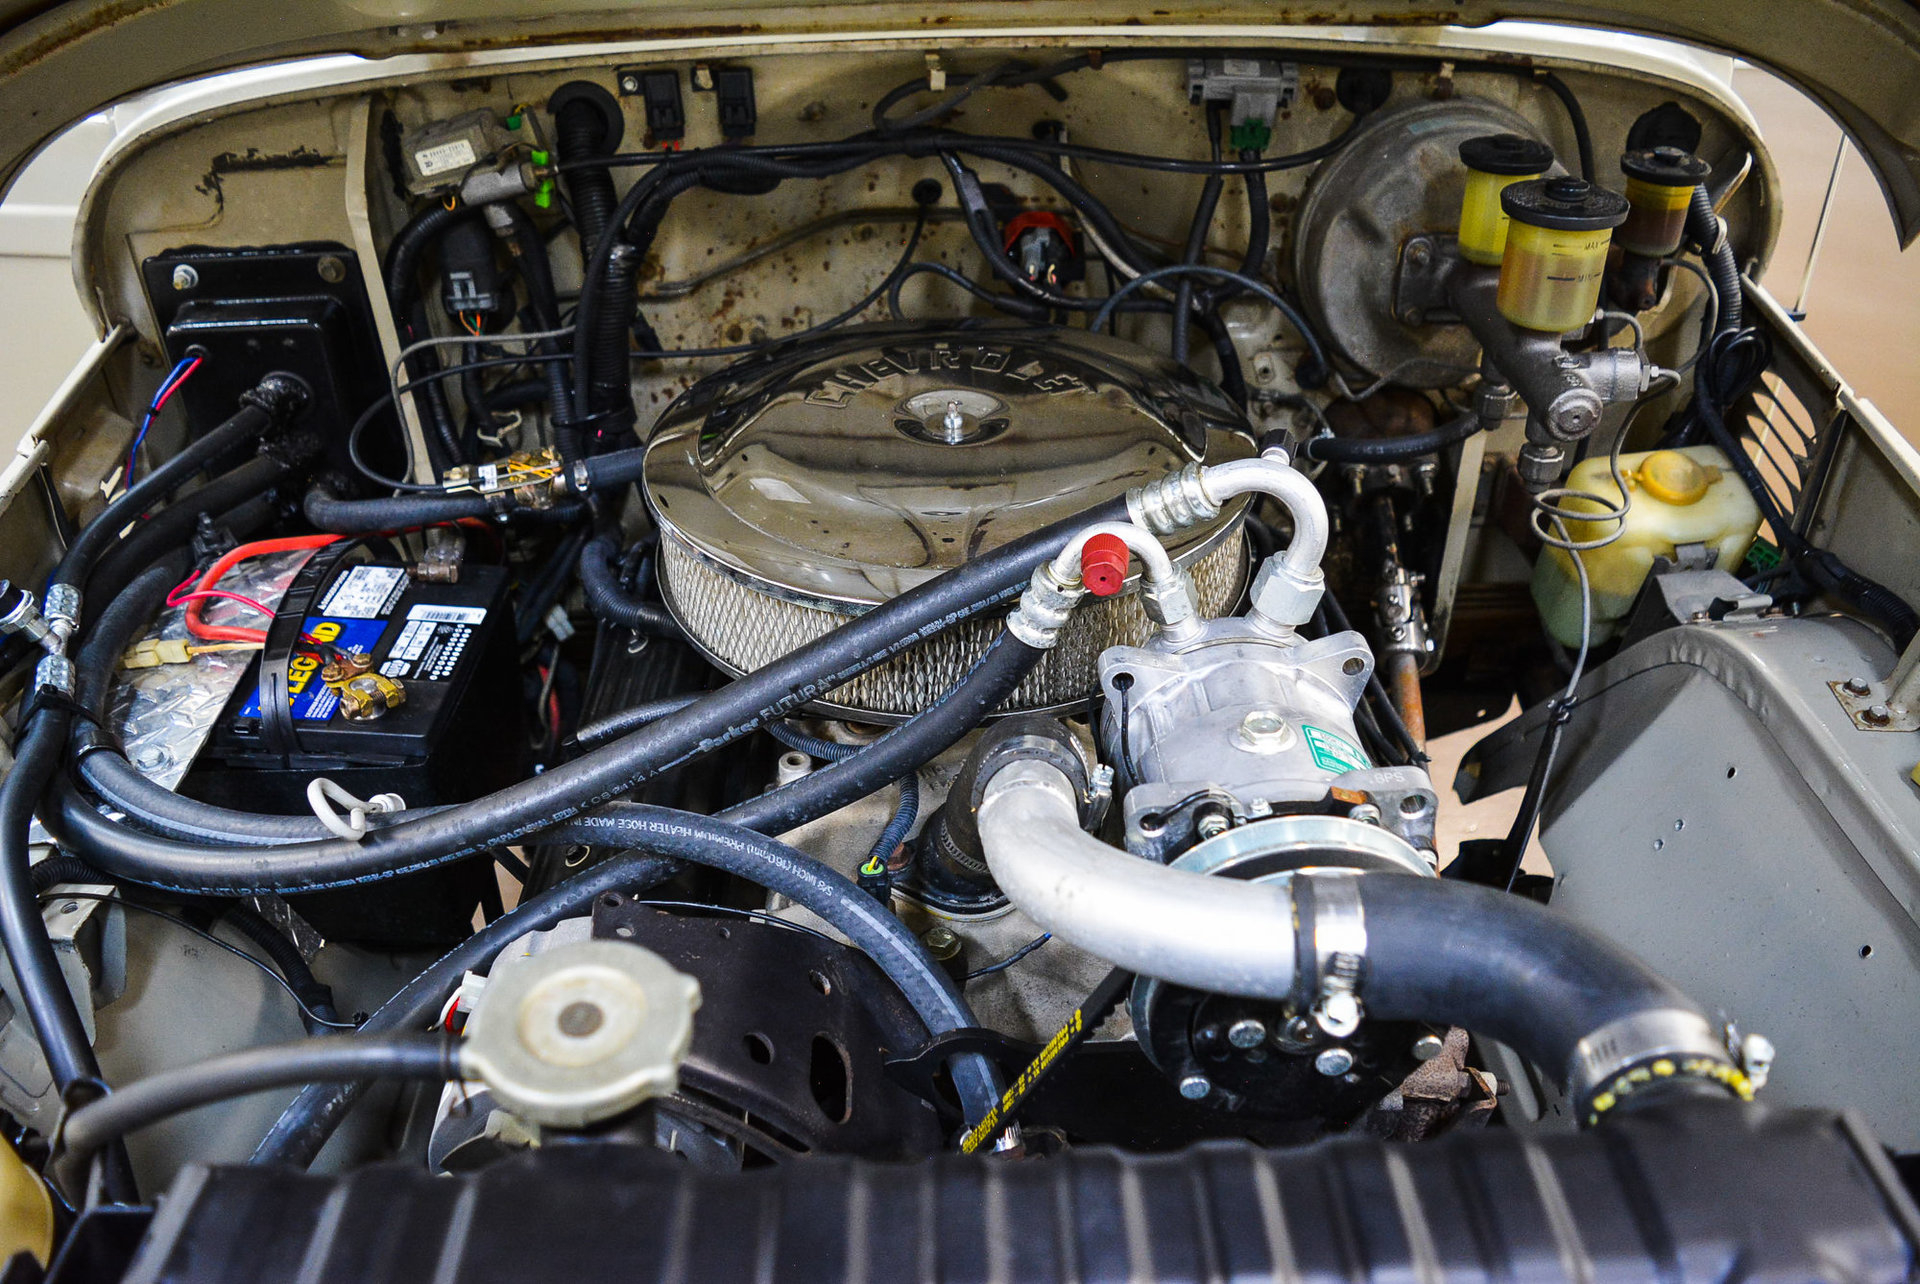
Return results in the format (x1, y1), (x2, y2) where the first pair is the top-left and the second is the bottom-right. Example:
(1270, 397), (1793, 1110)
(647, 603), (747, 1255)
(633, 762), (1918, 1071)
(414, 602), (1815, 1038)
(109, 1103), (1919, 1283)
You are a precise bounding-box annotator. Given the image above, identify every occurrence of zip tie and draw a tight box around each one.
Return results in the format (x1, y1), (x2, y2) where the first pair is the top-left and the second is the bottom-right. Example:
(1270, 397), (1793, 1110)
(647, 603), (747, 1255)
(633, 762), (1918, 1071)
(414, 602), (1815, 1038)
(306, 778), (406, 843)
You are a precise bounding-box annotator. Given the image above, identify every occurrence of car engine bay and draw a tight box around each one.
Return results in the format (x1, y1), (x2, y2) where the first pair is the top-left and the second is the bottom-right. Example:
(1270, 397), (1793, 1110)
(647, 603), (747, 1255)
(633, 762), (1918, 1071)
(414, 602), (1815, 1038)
(0, 28), (1917, 1281)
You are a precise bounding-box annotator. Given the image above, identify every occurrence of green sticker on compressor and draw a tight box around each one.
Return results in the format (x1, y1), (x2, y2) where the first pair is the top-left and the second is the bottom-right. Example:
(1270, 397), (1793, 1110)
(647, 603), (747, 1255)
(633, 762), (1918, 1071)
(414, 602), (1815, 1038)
(1303, 724), (1370, 774)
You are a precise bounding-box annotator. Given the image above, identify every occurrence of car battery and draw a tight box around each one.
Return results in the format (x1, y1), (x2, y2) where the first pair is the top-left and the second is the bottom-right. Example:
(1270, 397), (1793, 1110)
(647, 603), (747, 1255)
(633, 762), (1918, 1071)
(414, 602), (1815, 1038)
(182, 545), (527, 946)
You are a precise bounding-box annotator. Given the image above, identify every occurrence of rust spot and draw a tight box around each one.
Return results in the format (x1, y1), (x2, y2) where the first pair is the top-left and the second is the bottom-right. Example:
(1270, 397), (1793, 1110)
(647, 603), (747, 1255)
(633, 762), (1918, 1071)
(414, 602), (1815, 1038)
(195, 145), (335, 200)
(209, 146), (332, 175)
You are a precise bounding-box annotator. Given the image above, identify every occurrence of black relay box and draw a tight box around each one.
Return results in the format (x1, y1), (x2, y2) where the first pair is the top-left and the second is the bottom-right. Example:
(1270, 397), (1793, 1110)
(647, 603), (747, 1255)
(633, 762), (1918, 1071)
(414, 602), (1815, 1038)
(182, 553), (527, 945)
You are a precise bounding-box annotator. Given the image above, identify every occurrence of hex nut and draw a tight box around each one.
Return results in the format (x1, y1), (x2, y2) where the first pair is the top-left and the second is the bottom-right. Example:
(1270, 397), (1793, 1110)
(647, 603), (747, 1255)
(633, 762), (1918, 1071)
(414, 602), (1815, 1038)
(1247, 556), (1325, 629)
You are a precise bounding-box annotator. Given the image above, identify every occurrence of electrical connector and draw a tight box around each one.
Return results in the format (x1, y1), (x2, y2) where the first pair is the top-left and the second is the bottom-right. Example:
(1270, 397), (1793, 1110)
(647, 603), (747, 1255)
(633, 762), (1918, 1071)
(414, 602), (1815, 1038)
(695, 65), (756, 140)
(121, 638), (263, 669)
(1186, 58), (1298, 153)
(627, 69), (685, 147)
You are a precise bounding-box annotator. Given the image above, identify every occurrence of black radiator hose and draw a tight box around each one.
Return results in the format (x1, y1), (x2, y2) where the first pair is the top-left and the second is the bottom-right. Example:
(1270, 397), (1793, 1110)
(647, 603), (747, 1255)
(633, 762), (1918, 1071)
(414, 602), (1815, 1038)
(1354, 874), (1736, 1119)
(1686, 183), (1741, 335)
(577, 534), (679, 636)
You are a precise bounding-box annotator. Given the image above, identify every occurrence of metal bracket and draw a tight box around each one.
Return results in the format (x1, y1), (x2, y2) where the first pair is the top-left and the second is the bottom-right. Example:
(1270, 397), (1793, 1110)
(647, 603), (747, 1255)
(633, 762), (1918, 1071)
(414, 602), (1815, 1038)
(1828, 676), (1920, 732)
(1392, 234), (1461, 328)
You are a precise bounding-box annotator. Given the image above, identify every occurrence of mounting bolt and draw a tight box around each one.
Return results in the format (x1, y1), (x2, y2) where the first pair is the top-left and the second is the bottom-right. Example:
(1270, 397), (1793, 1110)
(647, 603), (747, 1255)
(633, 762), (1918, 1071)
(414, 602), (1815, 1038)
(619, 72), (641, 93)
(315, 255), (346, 284)
(170, 264), (199, 291)
(1844, 676), (1872, 696)
(1178, 1073), (1213, 1100)
(1411, 1033), (1446, 1062)
(1314, 1047), (1355, 1076)
(1196, 811), (1230, 841)
(1864, 703), (1893, 727)
(1398, 305), (1424, 326)
(1405, 239), (1432, 268)
(1227, 1018), (1267, 1049)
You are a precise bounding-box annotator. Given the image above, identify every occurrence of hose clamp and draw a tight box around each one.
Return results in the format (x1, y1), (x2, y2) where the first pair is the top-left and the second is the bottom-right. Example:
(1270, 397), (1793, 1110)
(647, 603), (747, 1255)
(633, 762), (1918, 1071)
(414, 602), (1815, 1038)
(1127, 464), (1217, 537)
(1292, 872), (1367, 1038)
(1570, 1008), (1748, 1123)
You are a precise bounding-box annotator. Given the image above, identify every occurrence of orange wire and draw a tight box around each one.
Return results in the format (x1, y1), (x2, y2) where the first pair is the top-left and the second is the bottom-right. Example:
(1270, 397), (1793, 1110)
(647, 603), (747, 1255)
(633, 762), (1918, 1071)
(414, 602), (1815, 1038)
(184, 534), (342, 643)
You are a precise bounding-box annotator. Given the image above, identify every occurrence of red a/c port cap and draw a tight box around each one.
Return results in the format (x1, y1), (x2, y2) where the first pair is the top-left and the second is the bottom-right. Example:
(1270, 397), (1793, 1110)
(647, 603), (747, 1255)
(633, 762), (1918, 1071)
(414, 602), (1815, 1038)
(1081, 533), (1131, 597)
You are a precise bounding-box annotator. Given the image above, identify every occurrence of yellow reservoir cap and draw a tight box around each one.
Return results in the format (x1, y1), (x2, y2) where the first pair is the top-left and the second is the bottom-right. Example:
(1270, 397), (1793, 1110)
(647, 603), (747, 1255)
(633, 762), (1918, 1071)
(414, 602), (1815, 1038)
(1631, 449), (1720, 506)
(1457, 134), (1554, 266)
(1496, 177), (1629, 332)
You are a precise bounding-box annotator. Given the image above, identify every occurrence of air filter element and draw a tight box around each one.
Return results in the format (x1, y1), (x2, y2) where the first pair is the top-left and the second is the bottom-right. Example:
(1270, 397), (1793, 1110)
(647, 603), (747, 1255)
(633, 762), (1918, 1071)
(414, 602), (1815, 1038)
(642, 323), (1253, 720)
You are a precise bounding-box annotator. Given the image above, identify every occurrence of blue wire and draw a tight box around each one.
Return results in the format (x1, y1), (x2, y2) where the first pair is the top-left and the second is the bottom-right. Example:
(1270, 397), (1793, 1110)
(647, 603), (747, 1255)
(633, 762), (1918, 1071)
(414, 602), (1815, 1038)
(766, 722), (921, 868)
(124, 356), (197, 483)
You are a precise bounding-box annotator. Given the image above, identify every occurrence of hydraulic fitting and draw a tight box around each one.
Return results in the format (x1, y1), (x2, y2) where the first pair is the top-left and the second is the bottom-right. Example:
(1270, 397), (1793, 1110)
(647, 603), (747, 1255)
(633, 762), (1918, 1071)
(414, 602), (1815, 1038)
(1246, 551), (1326, 632)
(1006, 563), (1088, 650)
(0, 582), (52, 651)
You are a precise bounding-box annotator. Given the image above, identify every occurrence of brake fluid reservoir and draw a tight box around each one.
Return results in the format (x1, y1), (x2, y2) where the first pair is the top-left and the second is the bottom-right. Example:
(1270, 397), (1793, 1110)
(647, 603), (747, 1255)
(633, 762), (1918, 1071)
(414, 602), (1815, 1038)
(1456, 134), (1554, 265)
(1497, 177), (1630, 332)
(1618, 147), (1711, 257)
(1531, 446), (1763, 646)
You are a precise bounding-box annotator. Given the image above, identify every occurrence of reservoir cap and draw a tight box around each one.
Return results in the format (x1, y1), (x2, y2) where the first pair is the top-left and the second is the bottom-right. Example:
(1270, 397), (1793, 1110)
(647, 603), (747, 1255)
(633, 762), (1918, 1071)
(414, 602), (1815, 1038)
(1459, 133), (1554, 175)
(1502, 176), (1630, 231)
(1633, 449), (1718, 506)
